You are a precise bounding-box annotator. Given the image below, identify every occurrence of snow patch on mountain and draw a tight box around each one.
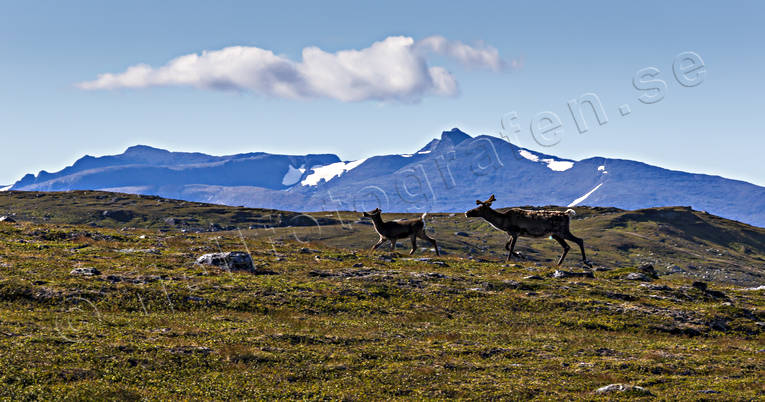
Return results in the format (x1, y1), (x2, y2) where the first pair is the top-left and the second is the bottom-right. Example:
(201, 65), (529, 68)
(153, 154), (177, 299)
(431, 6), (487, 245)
(545, 160), (574, 171)
(519, 149), (539, 162)
(0, 185), (11, 192)
(568, 183), (604, 207)
(301, 159), (367, 186)
(519, 150), (574, 172)
(401, 150), (432, 158)
(281, 164), (306, 186)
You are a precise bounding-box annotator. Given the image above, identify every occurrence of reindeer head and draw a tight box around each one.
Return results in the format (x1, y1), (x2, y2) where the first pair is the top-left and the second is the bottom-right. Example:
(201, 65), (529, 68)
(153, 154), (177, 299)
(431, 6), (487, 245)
(362, 208), (382, 218)
(465, 194), (496, 217)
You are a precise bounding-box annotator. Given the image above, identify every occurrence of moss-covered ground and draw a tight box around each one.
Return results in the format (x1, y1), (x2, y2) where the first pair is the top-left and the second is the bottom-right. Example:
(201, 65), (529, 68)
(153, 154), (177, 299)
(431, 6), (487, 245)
(0, 191), (763, 399)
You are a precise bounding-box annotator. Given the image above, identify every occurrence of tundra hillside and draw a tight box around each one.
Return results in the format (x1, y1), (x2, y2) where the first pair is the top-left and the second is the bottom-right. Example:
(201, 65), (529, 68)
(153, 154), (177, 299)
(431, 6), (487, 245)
(0, 191), (763, 399)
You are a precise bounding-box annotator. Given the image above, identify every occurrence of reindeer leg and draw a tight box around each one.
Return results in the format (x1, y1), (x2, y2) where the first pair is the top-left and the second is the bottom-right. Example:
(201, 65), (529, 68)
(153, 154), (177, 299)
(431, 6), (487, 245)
(390, 239), (397, 252)
(370, 236), (386, 253)
(565, 232), (591, 267)
(552, 235), (571, 266)
(418, 231), (440, 256)
(505, 235), (519, 262)
(409, 235), (417, 255)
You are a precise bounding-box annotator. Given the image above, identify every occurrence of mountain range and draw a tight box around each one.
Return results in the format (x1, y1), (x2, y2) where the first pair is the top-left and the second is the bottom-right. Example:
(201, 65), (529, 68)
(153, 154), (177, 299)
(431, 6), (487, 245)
(6, 128), (765, 227)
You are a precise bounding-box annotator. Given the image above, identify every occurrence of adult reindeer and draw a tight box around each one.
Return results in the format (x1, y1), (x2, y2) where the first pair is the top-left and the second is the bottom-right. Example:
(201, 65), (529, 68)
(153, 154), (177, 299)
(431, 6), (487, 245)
(465, 195), (591, 266)
(362, 208), (440, 256)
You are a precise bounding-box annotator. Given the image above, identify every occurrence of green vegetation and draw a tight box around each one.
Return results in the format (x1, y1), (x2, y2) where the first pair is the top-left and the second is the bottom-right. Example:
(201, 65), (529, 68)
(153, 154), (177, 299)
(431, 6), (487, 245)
(0, 191), (763, 399)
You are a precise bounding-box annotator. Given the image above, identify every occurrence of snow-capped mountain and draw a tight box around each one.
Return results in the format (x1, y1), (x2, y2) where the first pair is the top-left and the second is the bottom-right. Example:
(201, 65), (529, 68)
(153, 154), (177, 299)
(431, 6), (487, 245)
(9, 129), (765, 227)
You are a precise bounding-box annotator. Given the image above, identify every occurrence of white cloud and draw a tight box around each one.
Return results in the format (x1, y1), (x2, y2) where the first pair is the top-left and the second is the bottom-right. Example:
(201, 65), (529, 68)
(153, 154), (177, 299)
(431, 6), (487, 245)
(76, 36), (505, 102)
(414, 36), (504, 71)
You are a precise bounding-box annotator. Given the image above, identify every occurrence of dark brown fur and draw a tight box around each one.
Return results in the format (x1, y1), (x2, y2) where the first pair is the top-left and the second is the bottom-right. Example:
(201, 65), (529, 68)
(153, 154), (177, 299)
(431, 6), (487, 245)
(465, 195), (591, 266)
(362, 208), (439, 256)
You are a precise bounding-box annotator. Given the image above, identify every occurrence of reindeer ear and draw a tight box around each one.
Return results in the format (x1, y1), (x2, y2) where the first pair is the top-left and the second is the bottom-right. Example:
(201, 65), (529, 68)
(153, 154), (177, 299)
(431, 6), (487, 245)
(475, 200), (483, 205)
(488, 194), (496, 202)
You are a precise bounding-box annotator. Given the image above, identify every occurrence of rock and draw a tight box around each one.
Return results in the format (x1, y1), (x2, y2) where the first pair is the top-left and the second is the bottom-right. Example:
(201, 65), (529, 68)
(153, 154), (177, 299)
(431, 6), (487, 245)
(595, 384), (652, 396)
(638, 263), (658, 278)
(708, 318), (729, 331)
(101, 210), (134, 222)
(170, 346), (212, 355)
(552, 270), (594, 279)
(411, 272), (448, 279)
(70, 267), (101, 276)
(650, 323), (702, 337)
(0, 216), (16, 223)
(484, 280), (521, 291)
(118, 248), (159, 254)
(196, 252), (255, 271)
(378, 255), (396, 263)
(594, 348), (616, 356)
(479, 347), (512, 358)
(640, 283), (672, 291)
(692, 281), (708, 291)
(688, 281), (725, 299)
(454, 231), (470, 237)
(352, 263), (364, 268)
(707, 289), (727, 299)
(524, 275), (544, 280)
(105, 274), (164, 284)
(624, 272), (651, 281)
(309, 268), (383, 278)
(666, 264), (684, 274)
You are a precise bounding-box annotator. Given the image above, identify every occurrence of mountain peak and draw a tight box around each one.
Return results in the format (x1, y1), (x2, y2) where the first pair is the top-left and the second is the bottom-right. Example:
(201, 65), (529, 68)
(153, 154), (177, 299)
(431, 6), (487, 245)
(124, 145), (169, 154)
(440, 128), (471, 145)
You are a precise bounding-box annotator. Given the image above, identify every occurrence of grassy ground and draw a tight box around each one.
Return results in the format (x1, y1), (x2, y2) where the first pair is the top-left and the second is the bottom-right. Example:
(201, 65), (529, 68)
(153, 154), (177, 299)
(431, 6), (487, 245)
(3, 190), (764, 286)
(0, 191), (763, 399)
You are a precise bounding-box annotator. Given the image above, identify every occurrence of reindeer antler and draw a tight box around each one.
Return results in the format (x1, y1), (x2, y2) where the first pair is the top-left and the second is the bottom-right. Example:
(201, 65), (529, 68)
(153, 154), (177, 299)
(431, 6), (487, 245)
(477, 195), (496, 206)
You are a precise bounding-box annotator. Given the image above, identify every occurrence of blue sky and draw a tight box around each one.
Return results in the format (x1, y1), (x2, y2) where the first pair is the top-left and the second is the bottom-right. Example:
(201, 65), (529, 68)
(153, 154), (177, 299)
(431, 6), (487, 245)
(1, 1), (763, 186)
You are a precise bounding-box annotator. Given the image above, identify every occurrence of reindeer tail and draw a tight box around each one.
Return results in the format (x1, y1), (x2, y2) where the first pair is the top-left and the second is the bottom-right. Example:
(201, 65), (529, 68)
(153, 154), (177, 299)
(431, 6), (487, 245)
(565, 209), (576, 217)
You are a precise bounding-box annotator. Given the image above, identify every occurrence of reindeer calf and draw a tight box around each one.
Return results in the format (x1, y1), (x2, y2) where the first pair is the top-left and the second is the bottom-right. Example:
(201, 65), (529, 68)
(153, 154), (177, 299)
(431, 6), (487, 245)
(362, 208), (440, 256)
(465, 195), (591, 266)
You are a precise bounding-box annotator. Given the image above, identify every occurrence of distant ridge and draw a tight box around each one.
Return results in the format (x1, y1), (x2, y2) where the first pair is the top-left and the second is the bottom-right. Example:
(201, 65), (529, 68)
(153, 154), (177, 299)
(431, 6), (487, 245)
(9, 128), (765, 227)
